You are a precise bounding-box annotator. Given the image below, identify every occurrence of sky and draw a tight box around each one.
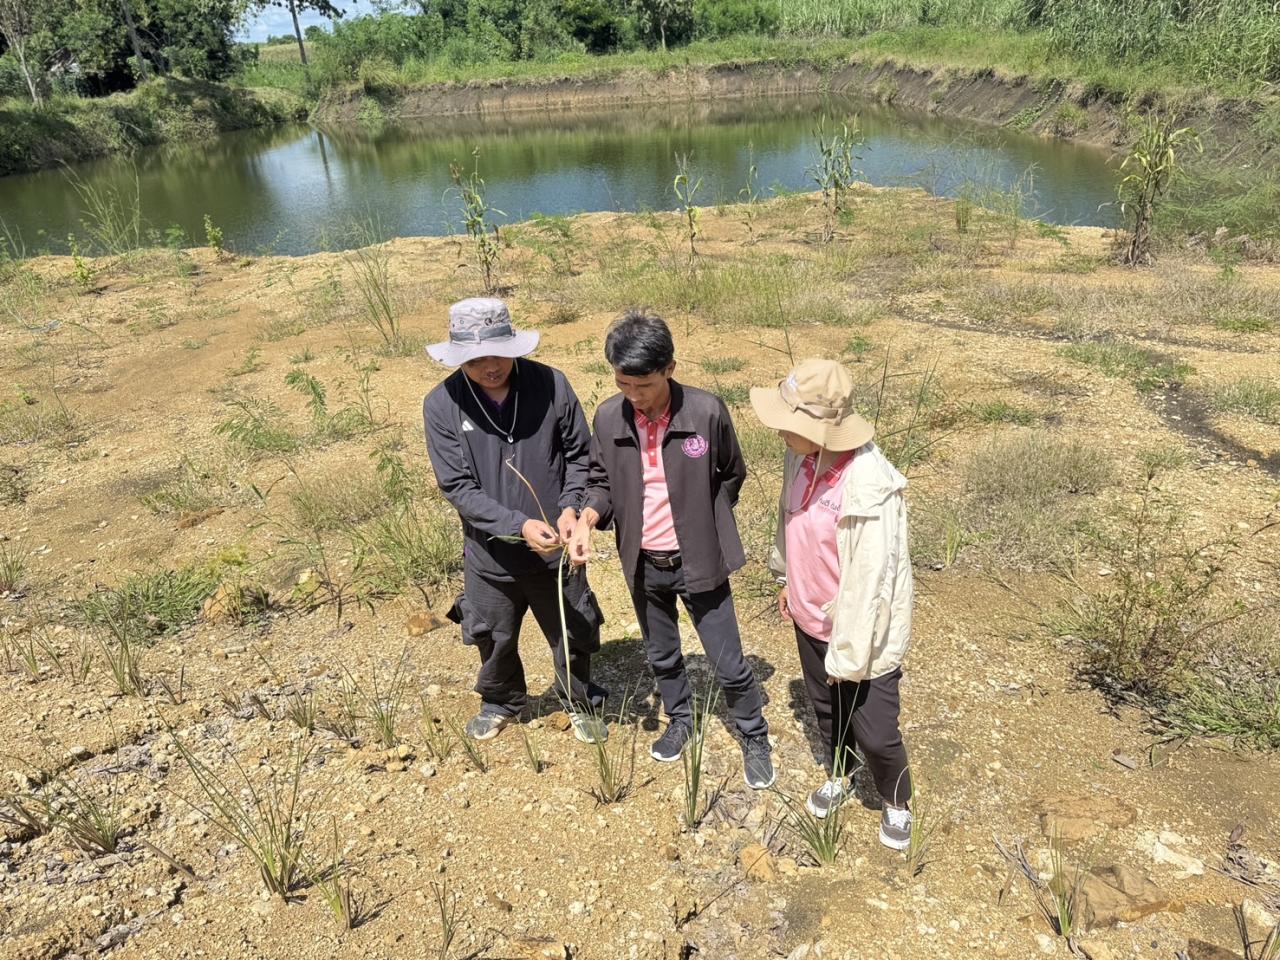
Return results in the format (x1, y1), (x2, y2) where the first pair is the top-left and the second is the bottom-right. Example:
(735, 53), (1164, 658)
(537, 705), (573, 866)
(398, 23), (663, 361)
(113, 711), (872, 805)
(238, 0), (382, 43)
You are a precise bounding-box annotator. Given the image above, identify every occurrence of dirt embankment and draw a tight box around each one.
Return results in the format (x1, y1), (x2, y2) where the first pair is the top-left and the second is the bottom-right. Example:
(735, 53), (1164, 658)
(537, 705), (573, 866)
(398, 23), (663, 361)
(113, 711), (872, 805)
(311, 57), (1263, 153)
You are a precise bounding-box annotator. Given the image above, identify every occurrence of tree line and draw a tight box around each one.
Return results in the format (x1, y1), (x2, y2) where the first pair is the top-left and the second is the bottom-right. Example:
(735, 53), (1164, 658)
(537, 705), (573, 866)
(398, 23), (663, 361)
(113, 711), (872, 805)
(3, 0), (1279, 107)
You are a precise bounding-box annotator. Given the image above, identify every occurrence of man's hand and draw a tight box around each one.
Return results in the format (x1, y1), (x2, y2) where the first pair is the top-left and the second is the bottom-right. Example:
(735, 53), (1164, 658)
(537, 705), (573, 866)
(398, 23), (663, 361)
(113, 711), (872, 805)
(556, 508), (578, 544)
(522, 518), (560, 555)
(568, 507), (598, 566)
(777, 585), (792, 623)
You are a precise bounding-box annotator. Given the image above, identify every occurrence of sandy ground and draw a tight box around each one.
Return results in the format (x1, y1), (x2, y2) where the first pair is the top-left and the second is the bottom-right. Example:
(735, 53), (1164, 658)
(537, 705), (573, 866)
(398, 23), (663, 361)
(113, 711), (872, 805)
(1, 188), (1278, 960)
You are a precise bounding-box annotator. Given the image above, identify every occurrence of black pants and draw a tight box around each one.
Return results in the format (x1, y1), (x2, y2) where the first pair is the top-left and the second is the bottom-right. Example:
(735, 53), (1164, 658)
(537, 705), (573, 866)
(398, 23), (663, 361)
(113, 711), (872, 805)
(795, 626), (912, 805)
(630, 558), (768, 739)
(450, 561), (607, 718)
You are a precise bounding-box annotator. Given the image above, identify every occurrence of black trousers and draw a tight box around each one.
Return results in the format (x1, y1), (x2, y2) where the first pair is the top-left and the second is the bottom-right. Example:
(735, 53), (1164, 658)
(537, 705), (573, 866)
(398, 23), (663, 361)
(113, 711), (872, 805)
(450, 560), (607, 717)
(795, 626), (912, 805)
(629, 558), (768, 739)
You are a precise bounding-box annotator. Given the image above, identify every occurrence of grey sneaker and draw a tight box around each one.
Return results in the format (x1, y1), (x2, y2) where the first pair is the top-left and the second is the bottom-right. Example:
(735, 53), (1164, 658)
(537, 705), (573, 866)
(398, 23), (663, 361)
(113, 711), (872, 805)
(741, 735), (776, 790)
(650, 722), (691, 762)
(464, 712), (512, 741)
(805, 778), (848, 819)
(879, 803), (912, 850)
(570, 712), (608, 744)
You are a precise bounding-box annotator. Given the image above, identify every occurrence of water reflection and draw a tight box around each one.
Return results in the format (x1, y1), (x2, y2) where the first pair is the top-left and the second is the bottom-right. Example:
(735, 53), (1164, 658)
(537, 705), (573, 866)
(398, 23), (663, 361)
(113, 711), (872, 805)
(0, 94), (1116, 256)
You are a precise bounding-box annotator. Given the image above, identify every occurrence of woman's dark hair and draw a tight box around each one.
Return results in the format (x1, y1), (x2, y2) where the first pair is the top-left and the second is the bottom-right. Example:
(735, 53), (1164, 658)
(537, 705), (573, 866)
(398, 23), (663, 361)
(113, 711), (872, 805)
(604, 309), (674, 375)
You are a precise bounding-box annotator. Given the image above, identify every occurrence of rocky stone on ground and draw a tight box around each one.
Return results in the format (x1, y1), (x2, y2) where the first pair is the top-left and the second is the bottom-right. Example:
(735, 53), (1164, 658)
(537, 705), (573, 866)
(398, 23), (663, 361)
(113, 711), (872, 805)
(406, 610), (448, 636)
(1071, 864), (1179, 930)
(1037, 793), (1135, 843)
(738, 842), (777, 882)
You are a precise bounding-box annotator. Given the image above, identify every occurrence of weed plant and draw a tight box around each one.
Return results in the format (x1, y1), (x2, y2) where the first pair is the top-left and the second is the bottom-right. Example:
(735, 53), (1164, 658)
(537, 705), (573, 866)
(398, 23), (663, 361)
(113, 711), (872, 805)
(451, 150), (504, 295)
(1117, 113), (1201, 265)
(809, 117), (862, 242)
(0, 539), (24, 593)
(312, 819), (362, 930)
(344, 227), (405, 351)
(419, 705), (458, 763)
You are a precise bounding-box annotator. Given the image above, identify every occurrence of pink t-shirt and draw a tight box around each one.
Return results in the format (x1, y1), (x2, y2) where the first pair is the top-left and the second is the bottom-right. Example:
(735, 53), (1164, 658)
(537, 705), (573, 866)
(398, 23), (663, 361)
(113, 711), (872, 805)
(784, 452), (854, 642)
(636, 406), (679, 551)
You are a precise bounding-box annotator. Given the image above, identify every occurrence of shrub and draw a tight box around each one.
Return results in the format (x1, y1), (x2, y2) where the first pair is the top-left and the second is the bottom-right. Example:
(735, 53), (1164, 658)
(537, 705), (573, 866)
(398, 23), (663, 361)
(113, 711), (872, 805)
(914, 433), (1111, 570)
(81, 562), (222, 644)
(694, 0), (780, 39)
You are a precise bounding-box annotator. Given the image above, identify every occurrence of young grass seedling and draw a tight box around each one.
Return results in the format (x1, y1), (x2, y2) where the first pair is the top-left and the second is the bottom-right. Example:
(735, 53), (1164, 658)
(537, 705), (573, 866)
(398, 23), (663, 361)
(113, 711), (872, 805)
(432, 878), (463, 960)
(673, 154), (702, 267)
(521, 725), (545, 774)
(172, 739), (315, 900)
(904, 782), (941, 877)
(448, 716), (488, 773)
(311, 818), (362, 931)
(419, 700), (457, 763)
(588, 691), (637, 805)
(342, 651), (413, 749)
(682, 685), (724, 829)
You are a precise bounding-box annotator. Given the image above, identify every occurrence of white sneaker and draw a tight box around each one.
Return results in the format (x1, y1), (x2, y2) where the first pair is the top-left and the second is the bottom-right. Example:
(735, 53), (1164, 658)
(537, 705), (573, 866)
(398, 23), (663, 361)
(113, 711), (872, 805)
(879, 804), (912, 850)
(805, 778), (848, 819)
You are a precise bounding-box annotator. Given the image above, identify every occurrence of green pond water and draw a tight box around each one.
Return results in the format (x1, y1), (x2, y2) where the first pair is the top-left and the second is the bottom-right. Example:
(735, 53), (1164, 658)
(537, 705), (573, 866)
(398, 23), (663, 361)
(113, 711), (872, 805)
(0, 94), (1117, 256)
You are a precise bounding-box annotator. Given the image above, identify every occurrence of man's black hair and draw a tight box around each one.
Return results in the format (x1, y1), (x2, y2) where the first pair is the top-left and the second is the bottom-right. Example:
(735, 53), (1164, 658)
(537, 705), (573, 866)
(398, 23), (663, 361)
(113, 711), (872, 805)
(604, 309), (675, 376)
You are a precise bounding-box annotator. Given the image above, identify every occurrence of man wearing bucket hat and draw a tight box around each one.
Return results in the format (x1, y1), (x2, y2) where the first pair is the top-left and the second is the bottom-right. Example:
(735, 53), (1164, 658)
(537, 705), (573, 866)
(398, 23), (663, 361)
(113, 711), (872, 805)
(567, 309), (775, 790)
(423, 298), (608, 744)
(750, 358), (916, 850)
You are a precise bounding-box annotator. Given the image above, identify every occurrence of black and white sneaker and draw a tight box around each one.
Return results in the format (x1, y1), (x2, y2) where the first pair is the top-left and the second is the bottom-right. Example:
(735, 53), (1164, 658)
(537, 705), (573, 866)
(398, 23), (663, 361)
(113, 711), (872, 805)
(463, 712), (512, 741)
(741, 735), (776, 789)
(650, 722), (692, 762)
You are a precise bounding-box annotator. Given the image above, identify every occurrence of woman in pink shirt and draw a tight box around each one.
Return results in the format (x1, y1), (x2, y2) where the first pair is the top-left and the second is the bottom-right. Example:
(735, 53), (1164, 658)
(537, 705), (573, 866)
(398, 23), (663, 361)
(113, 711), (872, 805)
(750, 358), (915, 850)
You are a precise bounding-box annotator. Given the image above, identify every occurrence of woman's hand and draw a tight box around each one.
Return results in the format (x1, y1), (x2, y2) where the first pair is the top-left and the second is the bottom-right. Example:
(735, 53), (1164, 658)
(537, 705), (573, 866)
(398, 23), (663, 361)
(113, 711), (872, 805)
(777, 585), (792, 623)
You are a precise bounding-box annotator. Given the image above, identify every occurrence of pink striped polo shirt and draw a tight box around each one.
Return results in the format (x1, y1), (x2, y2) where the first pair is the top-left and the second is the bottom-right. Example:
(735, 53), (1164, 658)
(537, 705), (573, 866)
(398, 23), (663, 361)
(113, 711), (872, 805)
(635, 406), (679, 551)
(784, 451), (854, 642)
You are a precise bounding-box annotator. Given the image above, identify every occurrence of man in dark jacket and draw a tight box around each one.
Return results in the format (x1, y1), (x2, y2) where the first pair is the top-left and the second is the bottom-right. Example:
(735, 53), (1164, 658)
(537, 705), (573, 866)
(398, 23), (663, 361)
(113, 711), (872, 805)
(568, 309), (775, 789)
(424, 298), (607, 744)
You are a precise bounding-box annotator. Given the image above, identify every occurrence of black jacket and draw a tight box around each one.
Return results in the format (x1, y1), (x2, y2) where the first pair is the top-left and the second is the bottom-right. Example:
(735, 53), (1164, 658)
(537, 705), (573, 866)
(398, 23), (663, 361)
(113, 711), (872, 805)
(584, 380), (747, 593)
(423, 360), (590, 580)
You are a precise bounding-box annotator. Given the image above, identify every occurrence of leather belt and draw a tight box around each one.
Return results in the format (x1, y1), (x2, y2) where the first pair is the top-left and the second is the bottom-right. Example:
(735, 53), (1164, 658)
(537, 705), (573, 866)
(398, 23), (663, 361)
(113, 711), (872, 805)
(642, 550), (682, 570)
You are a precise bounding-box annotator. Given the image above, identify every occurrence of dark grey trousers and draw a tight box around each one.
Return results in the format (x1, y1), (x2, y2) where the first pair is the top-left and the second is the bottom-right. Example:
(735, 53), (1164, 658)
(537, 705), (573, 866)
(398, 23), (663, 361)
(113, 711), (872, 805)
(796, 625), (912, 804)
(629, 558), (768, 739)
(450, 561), (608, 718)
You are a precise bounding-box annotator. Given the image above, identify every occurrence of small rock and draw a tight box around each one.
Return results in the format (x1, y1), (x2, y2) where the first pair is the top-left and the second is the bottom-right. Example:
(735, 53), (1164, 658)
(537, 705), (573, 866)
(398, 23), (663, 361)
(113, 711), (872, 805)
(1035, 933), (1057, 954)
(1242, 899), (1280, 934)
(738, 843), (776, 883)
(546, 711), (573, 733)
(68, 745), (91, 761)
(419, 763), (437, 779)
(396, 743), (413, 760)
(406, 610), (447, 637)
(509, 938), (570, 960)
(661, 844), (680, 862)
(1149, 838), (1205, 878)
(1186, 941), (1238, 960)
(1078, 940), (1116, 960)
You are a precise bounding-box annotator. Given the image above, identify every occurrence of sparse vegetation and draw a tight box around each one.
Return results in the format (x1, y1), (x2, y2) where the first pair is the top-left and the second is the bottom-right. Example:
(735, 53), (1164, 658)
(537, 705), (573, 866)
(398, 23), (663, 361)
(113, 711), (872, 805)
(172, 739), (315, 899)
(1212, 378), (1280, 424)
(1060, 339), (1192, 393)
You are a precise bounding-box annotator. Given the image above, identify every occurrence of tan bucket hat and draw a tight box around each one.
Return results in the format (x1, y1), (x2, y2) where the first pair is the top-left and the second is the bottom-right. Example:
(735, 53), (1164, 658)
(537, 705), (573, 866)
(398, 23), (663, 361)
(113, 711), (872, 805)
(426, 298), (540, 367)
(749, 358), (874, 452)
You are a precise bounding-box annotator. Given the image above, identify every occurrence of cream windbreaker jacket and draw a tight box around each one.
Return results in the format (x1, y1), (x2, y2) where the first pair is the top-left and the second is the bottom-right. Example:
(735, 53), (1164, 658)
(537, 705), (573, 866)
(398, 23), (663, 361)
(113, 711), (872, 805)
(768, 442), (913, 682)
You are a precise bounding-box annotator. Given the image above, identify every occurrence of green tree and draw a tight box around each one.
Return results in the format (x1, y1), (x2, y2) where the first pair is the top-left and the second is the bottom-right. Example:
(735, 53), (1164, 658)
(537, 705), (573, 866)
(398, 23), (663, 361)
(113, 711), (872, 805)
(631, 0), (691, 50)
(0, 0), (49, 103)
(252, 0), (342, 66)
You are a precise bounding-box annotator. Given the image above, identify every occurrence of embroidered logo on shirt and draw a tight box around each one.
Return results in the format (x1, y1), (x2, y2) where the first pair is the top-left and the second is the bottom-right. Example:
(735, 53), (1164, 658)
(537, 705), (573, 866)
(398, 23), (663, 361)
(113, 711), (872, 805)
(462, 420), (474, 432)
(682, 435), (709, 458)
